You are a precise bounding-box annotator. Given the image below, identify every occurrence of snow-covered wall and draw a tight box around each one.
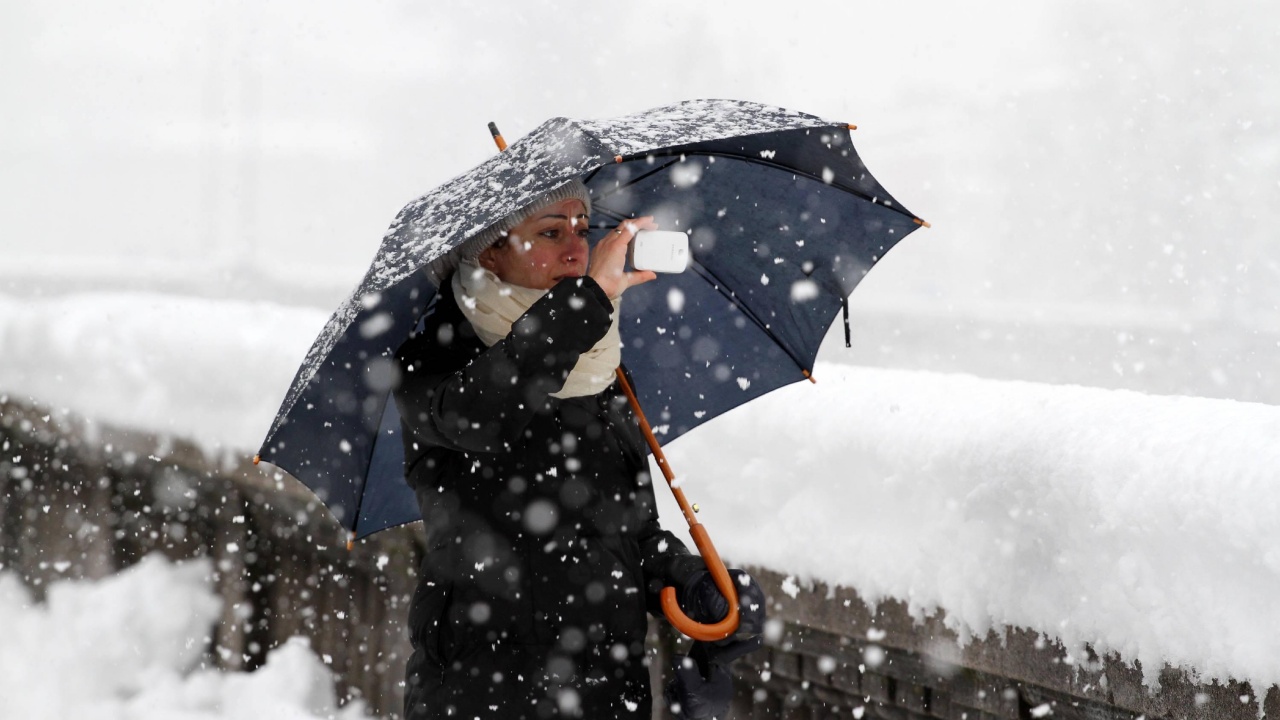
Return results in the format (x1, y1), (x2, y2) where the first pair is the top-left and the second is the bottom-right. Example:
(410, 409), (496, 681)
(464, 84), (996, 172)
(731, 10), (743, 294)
(655, 364), (1280, 697)
(3, 291), (1278, 704)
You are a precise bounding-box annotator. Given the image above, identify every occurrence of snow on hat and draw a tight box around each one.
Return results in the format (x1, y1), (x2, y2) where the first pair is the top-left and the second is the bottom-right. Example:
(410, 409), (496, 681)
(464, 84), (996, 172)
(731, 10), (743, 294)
(425, 178), (592, 287)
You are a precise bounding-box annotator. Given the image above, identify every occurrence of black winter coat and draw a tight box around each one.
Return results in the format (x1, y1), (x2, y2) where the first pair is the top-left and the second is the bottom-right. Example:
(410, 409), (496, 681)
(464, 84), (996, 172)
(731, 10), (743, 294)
(393, 276), (702, 720)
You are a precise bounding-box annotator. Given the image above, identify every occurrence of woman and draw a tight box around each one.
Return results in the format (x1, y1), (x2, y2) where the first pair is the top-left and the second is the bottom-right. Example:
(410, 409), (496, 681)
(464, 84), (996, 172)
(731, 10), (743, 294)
(393, 179), (758, 719)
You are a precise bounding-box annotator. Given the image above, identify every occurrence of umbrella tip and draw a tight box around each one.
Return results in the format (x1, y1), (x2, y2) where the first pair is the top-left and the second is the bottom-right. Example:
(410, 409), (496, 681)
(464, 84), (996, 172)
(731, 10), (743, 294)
(346, 532), (355, 551)
(913, 217), (932, 229)
(803, 369), (817, 384)
(252, 454), (260, 465)
(614, 155), (623, 163)
(847, 123), (858, 130)
(488, 122), (507, 152)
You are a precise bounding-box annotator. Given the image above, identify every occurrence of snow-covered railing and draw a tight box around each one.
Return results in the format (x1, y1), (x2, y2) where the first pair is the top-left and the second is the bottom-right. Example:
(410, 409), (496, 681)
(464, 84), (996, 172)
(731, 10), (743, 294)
(715, 566), (1276, 720)
(656, 364), (1280, 718)
(5, 286), (1280, 718)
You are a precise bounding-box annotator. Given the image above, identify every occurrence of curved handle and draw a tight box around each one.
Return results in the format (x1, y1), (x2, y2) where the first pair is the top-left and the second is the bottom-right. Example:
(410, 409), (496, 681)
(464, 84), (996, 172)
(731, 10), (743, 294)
(610, 369), (741, 641)
(661, 524), (741, 642)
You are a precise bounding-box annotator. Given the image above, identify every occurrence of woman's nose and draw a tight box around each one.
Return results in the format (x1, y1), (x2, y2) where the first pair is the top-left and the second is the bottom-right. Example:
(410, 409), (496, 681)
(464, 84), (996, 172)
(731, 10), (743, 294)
(564, 230), (588, 258)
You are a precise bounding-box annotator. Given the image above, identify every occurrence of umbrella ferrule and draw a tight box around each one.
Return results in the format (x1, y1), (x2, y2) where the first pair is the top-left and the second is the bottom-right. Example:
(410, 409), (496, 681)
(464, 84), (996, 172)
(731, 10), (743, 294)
(488, 121), (507, 152)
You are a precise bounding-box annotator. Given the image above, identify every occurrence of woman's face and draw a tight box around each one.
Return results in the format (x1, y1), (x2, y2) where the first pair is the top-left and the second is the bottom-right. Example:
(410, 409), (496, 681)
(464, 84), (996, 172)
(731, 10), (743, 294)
(478, 198), (590, 290)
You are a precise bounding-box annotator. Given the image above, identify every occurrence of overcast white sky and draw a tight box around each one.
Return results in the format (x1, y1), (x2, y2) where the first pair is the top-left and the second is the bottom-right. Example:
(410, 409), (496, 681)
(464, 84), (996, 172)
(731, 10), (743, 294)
(3, 0), (1277, 319)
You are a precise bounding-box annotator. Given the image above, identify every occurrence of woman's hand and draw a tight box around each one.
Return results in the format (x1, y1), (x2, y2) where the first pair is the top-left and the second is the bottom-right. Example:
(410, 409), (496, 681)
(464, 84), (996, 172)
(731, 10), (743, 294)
(587, 216), (659, 299)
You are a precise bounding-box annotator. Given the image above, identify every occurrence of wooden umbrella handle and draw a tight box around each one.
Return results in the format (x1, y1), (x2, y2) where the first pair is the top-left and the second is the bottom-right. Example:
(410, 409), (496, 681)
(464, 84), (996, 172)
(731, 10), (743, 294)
(614, 368), (741, 641)
(660, 524), (742, 641)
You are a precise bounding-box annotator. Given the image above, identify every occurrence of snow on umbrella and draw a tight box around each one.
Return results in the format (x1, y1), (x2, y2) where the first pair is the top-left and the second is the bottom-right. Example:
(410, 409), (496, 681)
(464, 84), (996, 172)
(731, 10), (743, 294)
(256, 99), (926, 545)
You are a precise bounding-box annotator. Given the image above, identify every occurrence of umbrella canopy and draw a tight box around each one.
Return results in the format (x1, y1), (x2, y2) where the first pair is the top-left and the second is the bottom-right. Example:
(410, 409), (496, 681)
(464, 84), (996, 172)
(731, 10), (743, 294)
(258, 99), (925, 540)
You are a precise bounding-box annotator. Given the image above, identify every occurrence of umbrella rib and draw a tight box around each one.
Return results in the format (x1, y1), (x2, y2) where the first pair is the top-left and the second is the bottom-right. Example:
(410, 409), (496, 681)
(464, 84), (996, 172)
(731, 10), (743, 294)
(587, 158), (683, 207)
(684, 258), (817, 380)
(347, 409), (379, 542)
(588, 139), (916, 224)
(621, 149), (920, 224)
(592, 205), (815, 382)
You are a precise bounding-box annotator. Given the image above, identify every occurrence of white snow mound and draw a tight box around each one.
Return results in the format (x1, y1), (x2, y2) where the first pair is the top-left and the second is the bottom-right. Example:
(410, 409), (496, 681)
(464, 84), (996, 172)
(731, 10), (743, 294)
(0, 555), (371, 720)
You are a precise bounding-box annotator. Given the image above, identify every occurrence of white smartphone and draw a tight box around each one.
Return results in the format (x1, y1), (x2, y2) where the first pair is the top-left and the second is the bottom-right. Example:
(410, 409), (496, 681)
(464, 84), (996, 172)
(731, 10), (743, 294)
(630, 230), (691, 273)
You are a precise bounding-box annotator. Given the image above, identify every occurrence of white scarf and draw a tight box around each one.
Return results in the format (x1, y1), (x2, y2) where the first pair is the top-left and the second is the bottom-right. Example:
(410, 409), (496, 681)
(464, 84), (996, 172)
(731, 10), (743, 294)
(452, 259), (621, 399)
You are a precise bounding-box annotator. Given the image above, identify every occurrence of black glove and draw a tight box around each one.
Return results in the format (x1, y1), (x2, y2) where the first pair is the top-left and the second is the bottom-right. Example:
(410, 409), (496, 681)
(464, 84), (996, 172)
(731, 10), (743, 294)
(664, 636), (764, 718)
(665, 569), (767, 718)
(664, 653), (733, 719)
(678, 569), (767, 642)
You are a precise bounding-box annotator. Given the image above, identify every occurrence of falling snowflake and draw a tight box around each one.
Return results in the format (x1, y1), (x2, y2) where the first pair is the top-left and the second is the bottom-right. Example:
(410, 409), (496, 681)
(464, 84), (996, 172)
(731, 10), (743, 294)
(790, 279), (819, 302)
(780, 575), (799, 598)
(667, 287), (685, 313)
(358, 312), (393, 339)
(671, 163), (703, 188)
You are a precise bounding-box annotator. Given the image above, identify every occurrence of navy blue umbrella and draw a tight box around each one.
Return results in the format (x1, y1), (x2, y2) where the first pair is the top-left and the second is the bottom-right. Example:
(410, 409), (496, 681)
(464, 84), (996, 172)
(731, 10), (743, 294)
(256, 99), (926, 543)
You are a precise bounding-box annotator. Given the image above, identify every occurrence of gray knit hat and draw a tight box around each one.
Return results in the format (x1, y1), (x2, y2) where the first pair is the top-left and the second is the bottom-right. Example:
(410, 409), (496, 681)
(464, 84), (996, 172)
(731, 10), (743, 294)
(425, 179), (592, 287)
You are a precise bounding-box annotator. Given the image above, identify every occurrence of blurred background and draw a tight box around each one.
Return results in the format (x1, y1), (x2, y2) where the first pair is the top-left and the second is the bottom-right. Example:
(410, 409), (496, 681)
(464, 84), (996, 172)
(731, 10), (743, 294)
(3, 0), (1278, 406)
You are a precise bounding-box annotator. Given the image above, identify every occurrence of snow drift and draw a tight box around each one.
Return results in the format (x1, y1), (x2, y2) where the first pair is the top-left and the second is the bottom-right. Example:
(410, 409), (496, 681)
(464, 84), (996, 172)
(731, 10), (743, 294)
(0, 554), (369, 720)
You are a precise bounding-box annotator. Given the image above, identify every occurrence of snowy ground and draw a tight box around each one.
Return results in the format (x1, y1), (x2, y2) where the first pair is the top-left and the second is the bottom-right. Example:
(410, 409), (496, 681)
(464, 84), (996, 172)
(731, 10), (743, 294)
(0, 554), (370, 720)
(3, 290), (1279, 701)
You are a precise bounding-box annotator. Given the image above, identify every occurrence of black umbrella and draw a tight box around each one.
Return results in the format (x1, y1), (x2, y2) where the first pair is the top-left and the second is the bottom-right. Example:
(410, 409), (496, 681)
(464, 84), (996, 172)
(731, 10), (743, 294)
(257, 98), (925, 547)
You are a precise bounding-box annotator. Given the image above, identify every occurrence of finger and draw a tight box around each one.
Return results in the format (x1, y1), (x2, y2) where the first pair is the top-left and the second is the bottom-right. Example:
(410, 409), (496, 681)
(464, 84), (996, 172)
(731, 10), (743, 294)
(625, 216), (659, 236)
(610, 216), (658, 242)
(604, 219), (653, 258)
(596, 232), (632, 265)
(598, 218), (656, 267)
(627, 270), (658, 288)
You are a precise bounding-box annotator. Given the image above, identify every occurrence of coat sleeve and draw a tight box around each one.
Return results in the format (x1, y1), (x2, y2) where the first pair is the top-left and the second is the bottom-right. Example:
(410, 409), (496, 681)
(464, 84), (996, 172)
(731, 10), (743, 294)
(394, 277), (614, 454)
